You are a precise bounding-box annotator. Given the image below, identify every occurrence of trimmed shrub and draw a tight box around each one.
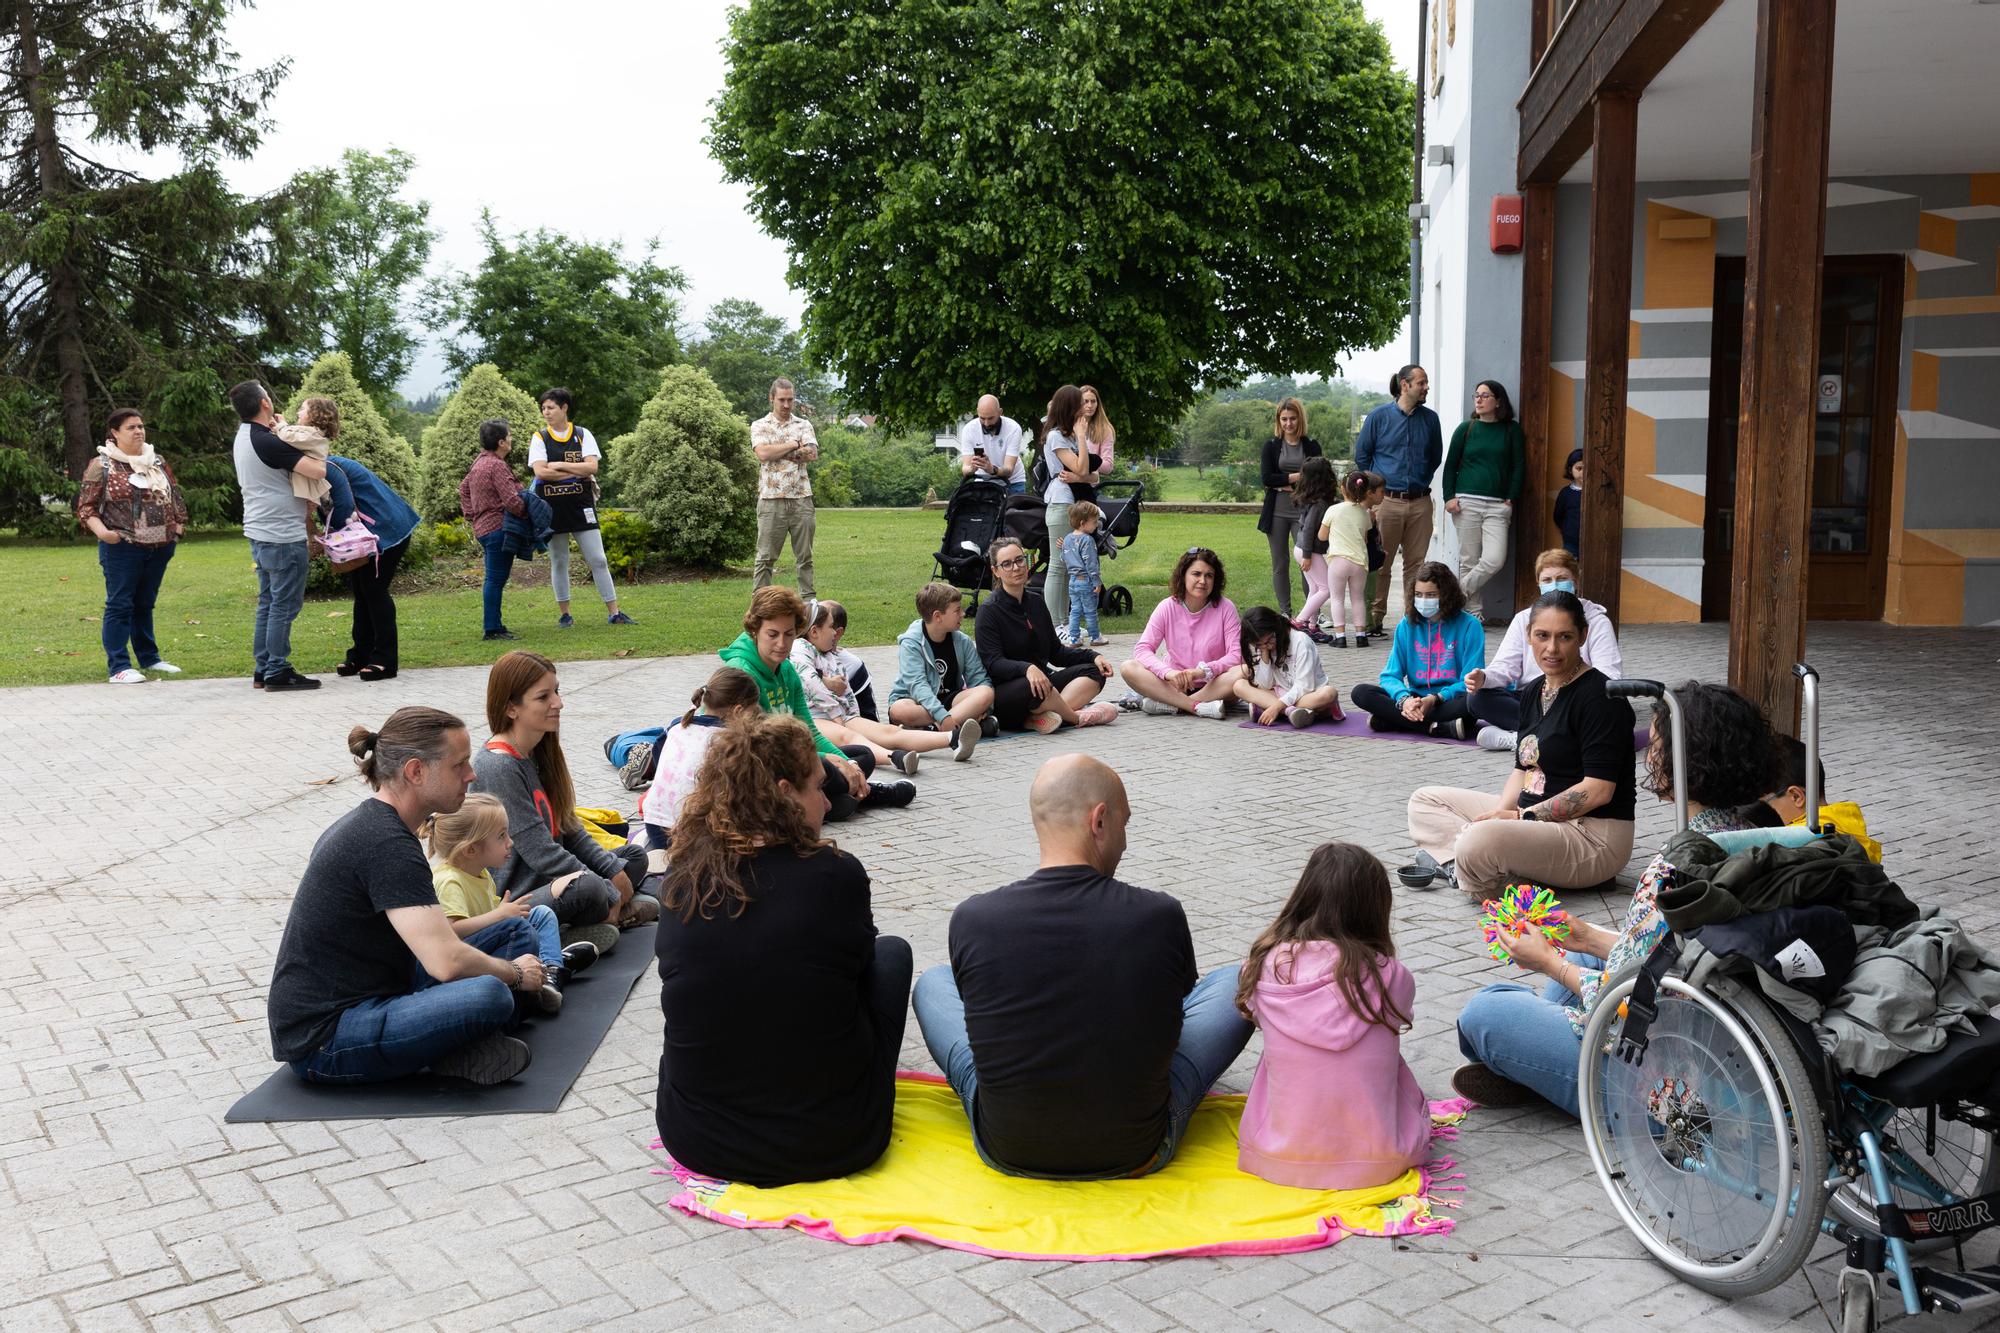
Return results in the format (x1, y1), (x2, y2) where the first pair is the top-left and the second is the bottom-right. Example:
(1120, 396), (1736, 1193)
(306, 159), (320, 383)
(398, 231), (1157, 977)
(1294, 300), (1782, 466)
(412, 364), (542, 522)
(286, 353), (419, 496)
(607, 365), (757, 569)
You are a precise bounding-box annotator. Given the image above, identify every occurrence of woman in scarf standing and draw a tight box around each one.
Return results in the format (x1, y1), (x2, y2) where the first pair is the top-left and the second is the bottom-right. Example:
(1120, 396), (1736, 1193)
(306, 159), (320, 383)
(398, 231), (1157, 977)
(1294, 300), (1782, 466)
(77, 408), (190, 684)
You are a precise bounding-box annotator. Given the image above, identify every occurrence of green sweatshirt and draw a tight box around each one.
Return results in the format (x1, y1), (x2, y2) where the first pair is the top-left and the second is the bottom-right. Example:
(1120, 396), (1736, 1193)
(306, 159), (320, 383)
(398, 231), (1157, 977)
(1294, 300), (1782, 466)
(719, 631), (842, 757)
(1442, 418), (1526, 502)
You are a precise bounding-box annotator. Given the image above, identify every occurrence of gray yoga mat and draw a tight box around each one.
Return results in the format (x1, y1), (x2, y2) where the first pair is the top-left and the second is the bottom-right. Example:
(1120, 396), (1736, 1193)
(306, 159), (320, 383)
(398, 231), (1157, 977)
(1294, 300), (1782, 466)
(224, 925), (656, 1123)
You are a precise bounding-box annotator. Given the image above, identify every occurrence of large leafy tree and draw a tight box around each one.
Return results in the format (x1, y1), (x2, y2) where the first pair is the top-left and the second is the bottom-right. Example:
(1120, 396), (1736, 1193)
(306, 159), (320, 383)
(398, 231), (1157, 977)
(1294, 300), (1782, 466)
(427, 213), (686, 442)
(282, 148), (437, 405)
(687, 297), (828, 420)
(710, 0), (1411, 450)
(0, 0), (307, 496)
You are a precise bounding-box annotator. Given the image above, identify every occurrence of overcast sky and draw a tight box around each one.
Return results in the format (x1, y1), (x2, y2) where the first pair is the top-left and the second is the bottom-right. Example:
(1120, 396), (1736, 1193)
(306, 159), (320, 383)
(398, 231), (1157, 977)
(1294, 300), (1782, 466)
(218, 0), (1419, 401)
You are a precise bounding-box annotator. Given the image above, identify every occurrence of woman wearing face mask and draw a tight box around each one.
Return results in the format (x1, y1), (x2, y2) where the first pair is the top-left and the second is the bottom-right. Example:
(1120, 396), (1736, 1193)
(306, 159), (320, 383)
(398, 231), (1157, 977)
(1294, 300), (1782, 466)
(1463, 549), (1622, 751)
(1348, 562), (1485, 739)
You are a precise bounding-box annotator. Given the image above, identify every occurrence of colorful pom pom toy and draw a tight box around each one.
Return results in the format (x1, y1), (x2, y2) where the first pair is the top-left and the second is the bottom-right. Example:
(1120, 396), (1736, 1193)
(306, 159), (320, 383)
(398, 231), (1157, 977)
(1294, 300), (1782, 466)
(1479, 883), (1572, 962)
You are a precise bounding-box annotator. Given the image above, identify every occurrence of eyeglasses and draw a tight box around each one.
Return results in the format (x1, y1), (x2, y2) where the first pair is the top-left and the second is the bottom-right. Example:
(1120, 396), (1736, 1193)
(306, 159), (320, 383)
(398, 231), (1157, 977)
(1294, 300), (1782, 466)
(995, 556), (1029, 570)
(1473, 391), (1495, 400)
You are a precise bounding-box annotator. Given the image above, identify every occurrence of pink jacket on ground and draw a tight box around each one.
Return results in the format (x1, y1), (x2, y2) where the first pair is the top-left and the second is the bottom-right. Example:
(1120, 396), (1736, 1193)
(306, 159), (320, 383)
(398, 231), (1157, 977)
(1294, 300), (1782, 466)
(1237, 941), (1431, 1190)
(1130, 596), (1242, 679)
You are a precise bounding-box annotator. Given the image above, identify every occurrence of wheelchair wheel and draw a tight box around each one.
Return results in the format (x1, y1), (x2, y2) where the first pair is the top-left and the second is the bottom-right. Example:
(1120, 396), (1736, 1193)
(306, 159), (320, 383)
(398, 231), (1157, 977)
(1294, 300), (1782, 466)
(1580, 973), (1828, 1297)
(1827, 1104), (2000, 1249)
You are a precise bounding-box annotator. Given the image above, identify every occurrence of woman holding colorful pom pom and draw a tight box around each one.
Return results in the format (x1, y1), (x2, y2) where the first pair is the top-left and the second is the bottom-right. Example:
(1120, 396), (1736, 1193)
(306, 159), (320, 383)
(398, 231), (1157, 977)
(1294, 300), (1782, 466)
(1450, 681), (1782, 1113)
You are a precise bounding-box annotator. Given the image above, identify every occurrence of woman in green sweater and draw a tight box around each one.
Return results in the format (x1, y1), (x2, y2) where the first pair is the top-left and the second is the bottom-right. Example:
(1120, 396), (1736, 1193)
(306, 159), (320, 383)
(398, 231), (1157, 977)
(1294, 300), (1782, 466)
(1442, 381), (1527, 621)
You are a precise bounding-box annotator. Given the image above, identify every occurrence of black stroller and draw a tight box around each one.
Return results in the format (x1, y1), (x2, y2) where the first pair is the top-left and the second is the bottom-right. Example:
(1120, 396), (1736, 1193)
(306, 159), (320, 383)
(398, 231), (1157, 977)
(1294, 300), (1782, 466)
(930, 478), (1143, 613)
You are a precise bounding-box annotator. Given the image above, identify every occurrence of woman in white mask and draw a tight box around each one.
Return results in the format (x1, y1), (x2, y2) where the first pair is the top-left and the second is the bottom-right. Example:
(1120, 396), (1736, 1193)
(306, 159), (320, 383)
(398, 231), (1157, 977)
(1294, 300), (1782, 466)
(1462, 549), (1622, 751)
(1347, 561), (1486, 739)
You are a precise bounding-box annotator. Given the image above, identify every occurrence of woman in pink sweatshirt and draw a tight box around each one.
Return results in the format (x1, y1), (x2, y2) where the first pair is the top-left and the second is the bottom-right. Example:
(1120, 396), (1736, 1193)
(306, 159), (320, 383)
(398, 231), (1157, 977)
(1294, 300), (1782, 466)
(1116, 546), (1243, 718)
(1235, 843), (1432, 1190)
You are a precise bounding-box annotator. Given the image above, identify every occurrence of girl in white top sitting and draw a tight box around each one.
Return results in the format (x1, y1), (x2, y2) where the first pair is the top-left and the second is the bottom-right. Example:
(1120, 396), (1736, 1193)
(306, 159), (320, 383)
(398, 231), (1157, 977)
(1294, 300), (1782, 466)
(641, 668), (760, 850)
(1221, 606), (1344, 728)
(789, 599), (966, 776)
(1464, 547), (1623, 751)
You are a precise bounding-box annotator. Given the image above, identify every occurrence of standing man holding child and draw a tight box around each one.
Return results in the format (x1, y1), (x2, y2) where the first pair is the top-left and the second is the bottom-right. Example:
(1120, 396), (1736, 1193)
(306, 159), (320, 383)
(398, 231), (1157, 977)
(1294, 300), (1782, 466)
(1354, 365), (1444, 637)
(752, 377), (818, 602)
(230, 379), (324, 693)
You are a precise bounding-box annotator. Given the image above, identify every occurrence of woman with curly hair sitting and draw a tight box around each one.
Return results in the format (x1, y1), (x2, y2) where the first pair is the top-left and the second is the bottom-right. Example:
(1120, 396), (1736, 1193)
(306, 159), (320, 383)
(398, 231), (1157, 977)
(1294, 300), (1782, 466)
(652, 714), (913, 1186)
(1450, 680), (1782, 1114)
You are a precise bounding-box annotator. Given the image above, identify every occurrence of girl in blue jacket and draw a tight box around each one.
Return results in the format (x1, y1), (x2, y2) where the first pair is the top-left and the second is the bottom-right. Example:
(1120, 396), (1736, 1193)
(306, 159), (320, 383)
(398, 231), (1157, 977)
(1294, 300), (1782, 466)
(1349, 561), (1485, 739)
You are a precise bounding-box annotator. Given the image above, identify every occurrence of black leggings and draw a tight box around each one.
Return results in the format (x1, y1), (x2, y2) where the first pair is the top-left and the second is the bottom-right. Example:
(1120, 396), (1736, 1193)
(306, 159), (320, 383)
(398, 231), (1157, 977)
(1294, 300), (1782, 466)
(820, 744), (877, 822)
(1350, 682), (1475, 734)
(1469, 689), (1523, 731)
(992, 663), (1100, 731)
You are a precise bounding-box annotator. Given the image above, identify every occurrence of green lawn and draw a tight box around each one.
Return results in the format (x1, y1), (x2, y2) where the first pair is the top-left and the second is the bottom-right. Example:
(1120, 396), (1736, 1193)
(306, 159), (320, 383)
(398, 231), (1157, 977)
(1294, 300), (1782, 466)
(1148, 466), (1224, 502)
(3, 508), (1290, 686)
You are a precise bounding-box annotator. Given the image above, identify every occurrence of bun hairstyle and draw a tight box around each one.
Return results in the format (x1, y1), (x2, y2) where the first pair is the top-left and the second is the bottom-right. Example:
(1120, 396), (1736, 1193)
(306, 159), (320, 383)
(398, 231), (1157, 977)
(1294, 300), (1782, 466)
(683, 665), (760, 728)
(348, 706), (467, 789)
(1342, 468), (1384, 503)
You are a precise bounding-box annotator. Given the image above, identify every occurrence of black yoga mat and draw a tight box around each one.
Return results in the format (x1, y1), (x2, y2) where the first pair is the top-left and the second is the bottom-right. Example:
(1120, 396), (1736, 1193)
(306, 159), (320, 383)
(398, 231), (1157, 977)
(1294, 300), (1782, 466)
(224, 925), (656, 1123)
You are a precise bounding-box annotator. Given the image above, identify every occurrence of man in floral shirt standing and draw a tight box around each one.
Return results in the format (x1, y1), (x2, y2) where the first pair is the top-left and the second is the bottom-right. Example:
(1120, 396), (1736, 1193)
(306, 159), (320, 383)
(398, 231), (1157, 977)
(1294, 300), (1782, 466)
(751, 377), (819, 601)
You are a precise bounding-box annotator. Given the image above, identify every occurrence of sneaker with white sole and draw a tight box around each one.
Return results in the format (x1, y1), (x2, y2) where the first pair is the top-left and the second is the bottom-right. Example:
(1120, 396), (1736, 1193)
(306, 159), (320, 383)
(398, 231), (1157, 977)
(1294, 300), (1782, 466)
(1138, 697), (1179, 716)
(890, 748), (921, 776)
(1194, 700), (1226, 720)
(146, 660), (183, 675)
(1287, 705), (1318, 728)
(950, 719), (980, 761)
(108, 668), (148, 684)
(1476, 725), (1517, 752)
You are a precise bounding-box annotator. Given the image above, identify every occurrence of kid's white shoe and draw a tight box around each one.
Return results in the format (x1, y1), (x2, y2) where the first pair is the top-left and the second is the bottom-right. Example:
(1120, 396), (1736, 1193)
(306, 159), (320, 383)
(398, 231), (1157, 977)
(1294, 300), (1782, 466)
(109, 668), (149, 684)
(147, 660), (183, 674)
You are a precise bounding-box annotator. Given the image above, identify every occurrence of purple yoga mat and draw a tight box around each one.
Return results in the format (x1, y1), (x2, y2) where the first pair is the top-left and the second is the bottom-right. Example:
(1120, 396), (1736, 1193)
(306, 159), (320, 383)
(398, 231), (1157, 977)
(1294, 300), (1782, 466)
(1237, 714), (1654, 753)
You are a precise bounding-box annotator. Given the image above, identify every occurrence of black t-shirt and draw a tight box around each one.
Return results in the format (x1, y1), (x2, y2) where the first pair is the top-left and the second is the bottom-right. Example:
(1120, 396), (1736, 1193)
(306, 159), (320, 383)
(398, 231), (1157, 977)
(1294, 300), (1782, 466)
(655, 845), (891, 1186)
(534, 427), (597, 533)
(928, 629), (964, 705)
(1515, 667), (1637, 822)
(950, 865), (1197, 1177)
(267, 799), (441, 1062)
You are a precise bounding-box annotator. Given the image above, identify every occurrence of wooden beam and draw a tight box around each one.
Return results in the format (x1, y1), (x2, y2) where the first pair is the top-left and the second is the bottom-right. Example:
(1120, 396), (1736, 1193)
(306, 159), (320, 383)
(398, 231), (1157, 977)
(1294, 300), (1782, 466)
(1729, 0), (1835, 734)
(1515, 182), (1558, 611)
(1580, 93), (1637, 625)
(1518, 0), (1726, 186)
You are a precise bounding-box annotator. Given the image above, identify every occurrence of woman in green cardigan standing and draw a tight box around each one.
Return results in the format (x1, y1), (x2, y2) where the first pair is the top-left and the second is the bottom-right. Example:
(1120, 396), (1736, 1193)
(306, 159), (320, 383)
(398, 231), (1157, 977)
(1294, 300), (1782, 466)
(1442, 380), (1527, 622)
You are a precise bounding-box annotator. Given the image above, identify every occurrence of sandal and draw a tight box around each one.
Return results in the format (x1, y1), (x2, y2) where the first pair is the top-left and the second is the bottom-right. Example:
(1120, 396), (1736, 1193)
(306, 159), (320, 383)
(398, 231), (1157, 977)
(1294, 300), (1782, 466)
(357, 664), (397, 682)
(334, 662), (362, 677)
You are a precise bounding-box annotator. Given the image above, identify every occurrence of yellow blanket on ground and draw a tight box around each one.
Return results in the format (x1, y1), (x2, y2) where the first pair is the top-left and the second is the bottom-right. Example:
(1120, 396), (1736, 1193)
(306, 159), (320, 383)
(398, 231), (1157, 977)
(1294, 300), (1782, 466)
(661, 1074), (1469, 1260)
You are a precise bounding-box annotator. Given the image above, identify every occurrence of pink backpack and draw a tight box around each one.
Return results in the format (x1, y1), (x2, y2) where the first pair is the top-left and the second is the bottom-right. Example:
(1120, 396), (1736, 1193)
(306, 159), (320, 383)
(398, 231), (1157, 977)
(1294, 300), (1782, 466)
(318, 510), (379, 572)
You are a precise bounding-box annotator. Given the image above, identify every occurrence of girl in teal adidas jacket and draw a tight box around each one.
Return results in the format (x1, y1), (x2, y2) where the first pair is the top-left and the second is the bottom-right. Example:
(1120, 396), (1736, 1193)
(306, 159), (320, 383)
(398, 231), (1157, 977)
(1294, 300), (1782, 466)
(1349, 561), (1486, 739)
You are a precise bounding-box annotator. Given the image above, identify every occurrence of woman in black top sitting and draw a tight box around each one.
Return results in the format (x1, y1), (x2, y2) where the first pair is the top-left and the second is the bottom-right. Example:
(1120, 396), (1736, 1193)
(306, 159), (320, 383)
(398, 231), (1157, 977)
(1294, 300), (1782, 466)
(1405, 591), (1637, 897)
(973, 537), (1118, 733)
(654, 713), (912, 1187)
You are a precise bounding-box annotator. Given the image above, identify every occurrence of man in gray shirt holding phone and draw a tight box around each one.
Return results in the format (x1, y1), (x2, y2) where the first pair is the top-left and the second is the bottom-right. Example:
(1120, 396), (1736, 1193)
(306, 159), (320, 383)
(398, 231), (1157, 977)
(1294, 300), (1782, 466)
(957, 395), (1025, 494)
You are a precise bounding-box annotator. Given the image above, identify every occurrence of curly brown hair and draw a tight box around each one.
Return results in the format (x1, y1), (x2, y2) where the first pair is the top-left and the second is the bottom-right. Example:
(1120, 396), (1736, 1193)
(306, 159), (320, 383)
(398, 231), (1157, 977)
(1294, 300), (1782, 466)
(1169, 547), (1226, 603)
(298, 395), (341, 438)
(659, 714), (834, 921)
(1405, 560), (1466, 620)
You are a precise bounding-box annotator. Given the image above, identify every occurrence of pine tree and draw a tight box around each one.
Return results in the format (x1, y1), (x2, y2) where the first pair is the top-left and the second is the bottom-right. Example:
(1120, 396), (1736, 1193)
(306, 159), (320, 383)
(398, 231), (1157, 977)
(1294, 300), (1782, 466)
(286, 353), (418, 496)
(412, 364), (542, 522)
(609, 366), (758, 569)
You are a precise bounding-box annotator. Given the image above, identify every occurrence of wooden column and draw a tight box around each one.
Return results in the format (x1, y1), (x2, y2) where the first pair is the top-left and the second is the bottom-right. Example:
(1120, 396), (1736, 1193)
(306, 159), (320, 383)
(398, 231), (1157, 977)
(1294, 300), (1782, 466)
(1729, 0), (1835, 734)
(1579, 93), (1638, 623)
(1515, 182), (1558, 610)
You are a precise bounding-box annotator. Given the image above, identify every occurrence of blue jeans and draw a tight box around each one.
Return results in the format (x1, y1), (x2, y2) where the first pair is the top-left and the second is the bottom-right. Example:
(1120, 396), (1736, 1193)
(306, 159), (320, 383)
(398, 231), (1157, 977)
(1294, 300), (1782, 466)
(913, 963), (1253, 1178)
(478, 529), (514, 634)
(1454, 952), (1602, 1118)
(97, 540), (175, 674)
(290, 976), (516, 1085)
(1065, 576), (1100, 642)
(1005, 477), (1027, 496)
(250, 538), (310, 675)
(452, 909), (562, 970)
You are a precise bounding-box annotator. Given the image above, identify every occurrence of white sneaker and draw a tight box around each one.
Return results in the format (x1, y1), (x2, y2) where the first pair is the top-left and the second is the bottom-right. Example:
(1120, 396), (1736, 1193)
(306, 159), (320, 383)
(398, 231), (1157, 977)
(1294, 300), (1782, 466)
(147, 660), (183, 674)
(1054, 627), (1075, 647)
(1194, 700), (1226, 720)
(1138, 697), (1179, 716)
(1476, 725), (1517, 752)
(109, 668), (149, 684)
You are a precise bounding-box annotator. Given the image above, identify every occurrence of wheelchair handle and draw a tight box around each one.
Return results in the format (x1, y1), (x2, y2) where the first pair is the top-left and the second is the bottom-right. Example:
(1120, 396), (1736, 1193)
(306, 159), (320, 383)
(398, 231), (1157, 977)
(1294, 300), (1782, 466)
(1607, 679), (1687, 832)
(1793, 663), (1824, 835)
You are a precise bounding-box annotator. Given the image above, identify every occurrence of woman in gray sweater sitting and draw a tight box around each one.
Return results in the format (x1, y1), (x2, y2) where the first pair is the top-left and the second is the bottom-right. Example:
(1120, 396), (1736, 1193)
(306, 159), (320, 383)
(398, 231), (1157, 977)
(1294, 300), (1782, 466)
(471, 651), (660, 954)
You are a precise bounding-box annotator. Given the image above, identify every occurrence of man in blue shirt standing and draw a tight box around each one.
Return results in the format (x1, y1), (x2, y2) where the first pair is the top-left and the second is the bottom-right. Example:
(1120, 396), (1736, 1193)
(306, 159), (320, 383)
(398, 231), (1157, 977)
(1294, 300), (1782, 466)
(1353, 365), (1444, 634)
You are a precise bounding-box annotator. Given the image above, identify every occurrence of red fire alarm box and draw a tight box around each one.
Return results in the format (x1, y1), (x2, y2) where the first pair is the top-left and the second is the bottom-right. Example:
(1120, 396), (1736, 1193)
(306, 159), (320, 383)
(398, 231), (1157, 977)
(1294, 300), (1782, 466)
(1491, 195), (1524, 254)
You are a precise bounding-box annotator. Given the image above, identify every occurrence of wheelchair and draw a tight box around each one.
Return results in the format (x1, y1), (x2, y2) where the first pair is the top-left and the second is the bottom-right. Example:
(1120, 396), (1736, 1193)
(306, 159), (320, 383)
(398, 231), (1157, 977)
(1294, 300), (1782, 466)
(1580, 666), (2000, 1330)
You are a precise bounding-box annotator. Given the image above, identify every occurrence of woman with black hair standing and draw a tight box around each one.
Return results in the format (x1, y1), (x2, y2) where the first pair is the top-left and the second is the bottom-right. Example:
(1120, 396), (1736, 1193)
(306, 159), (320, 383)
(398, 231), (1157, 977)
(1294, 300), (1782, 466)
(1441, 380), (1525, 621)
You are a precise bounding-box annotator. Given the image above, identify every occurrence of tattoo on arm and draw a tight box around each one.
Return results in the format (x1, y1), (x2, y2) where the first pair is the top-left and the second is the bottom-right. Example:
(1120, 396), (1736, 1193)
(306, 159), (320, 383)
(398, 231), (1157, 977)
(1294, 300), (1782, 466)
(1535, 785), (1595, 823)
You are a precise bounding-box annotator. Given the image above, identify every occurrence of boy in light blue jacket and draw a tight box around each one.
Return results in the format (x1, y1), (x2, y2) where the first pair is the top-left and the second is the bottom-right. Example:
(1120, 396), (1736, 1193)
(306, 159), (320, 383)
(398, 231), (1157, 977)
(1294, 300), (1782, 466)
(887, 582), (998, 743)
(1347, 561), (1485, 739)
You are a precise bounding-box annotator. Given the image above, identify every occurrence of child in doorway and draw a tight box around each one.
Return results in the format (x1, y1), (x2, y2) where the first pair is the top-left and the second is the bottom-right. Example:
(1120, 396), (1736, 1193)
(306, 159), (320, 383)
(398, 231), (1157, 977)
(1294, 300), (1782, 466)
(1235, 843), (1431, 1190)
(429, 793), (600, 1014)
(1061, 501), (1106, 647)
(1554, 448), (1585, 557)
(1224, 605), (1343, 728)
(641, 667), (763, 851)
(1763, 734), (1882, 862)
(1317, 466), (1382, 648)
(1290, 457), (1338, 645)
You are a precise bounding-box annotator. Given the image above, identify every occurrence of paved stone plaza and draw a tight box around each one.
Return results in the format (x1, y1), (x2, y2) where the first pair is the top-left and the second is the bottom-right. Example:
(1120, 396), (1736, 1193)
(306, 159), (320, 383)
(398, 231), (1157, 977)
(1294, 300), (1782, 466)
(4, 620), (1998, 1332)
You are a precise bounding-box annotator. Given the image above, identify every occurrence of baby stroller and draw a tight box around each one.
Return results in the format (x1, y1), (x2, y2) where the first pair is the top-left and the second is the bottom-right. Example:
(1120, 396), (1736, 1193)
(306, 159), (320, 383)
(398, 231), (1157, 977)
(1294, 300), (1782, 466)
(1582, 665), (2000, 1330)
(932, 478), (1144, 614)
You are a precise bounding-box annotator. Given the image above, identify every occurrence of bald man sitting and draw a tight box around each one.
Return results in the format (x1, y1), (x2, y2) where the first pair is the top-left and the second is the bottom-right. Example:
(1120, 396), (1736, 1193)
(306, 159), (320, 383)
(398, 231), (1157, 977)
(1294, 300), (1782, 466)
(957, 396), (1026, 494)
(912, 755), (1253, 1179)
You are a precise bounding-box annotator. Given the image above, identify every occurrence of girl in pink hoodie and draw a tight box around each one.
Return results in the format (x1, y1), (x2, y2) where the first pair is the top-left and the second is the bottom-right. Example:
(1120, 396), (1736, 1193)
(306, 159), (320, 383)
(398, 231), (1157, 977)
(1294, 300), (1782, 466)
(1235, 844), (1432, 1189)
